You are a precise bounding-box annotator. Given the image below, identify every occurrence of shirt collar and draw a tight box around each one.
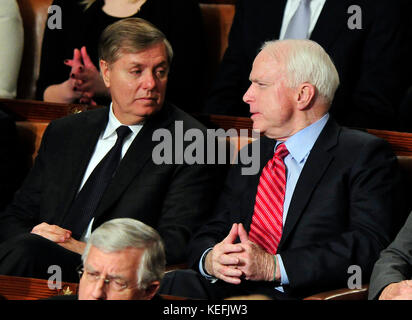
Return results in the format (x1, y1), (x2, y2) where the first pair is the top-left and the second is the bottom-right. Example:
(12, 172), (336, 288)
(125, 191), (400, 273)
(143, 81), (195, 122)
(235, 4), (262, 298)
(102, 103), (144, 139)
(279, 113), (329, 163)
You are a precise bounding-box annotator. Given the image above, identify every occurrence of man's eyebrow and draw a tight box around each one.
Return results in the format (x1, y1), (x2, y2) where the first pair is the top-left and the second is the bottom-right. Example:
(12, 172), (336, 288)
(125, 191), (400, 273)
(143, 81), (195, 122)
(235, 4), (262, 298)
(154, 61), (169, 68)
(128, 60), (168, 68)
(250, 77), (271, 84)
(84, 264), (127, 280)
(85, 264), (98, 273)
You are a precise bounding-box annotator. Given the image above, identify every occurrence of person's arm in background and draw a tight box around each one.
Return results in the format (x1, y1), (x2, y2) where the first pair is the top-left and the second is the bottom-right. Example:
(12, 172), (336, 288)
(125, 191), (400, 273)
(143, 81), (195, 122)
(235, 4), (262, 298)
(36, 0), (82, 103)
(0, 0), (23, 99)
(368, 212), (412, 300)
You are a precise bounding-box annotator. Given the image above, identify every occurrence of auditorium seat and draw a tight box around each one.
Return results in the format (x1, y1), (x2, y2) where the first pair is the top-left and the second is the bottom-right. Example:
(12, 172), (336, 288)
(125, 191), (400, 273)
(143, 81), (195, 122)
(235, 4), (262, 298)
(0, 274), (78, 300)
(16, 0), (52, 99)
(199, 2), (235, 94)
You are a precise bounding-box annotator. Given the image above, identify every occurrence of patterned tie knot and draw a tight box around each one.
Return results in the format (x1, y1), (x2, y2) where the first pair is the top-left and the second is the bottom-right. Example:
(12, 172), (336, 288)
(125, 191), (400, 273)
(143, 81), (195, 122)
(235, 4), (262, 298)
(275, 143), (289, 160)
(116, 126), (132, 142)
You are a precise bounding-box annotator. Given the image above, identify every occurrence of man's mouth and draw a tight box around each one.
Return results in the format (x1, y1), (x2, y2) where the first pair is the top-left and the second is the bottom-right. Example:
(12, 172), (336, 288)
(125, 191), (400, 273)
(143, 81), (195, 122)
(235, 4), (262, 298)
(250, 112), (260, 119)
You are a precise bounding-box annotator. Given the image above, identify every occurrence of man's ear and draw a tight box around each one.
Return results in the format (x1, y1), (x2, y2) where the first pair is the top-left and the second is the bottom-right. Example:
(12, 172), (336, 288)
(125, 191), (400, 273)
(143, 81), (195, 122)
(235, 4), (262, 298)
(99, 60), (111, 88)
(143, 281), (160, 300)
(296, 83), (316, 110)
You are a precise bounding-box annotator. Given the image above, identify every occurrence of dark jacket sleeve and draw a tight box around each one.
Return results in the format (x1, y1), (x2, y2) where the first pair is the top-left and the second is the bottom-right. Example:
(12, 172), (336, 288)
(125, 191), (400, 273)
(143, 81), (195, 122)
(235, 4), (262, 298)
(0, 121), (53, 242)
(35, 0), (81, 100)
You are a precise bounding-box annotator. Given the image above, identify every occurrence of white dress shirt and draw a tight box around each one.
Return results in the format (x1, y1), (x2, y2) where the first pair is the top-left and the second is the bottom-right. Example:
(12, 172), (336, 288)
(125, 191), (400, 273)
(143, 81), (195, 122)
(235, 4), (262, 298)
(80, 104), (143, 241)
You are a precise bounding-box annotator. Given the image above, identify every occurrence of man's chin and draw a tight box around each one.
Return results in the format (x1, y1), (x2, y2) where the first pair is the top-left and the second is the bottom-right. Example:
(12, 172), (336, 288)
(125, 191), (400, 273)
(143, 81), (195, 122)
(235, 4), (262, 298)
(134, 104), (162, 119)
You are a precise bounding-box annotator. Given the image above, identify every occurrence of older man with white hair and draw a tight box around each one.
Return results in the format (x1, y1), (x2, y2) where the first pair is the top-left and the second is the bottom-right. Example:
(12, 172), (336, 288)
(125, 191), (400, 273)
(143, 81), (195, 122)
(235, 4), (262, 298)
(48, 218), (166, 300)
(77, 218), (165, 300)
(160, 39), (406, 300)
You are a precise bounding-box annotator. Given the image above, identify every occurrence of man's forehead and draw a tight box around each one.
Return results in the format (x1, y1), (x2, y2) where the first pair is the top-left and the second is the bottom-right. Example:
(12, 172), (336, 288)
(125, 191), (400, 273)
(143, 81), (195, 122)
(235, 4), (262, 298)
(116, 44), (168, 65)
(251, 52), (282, 81)
(85, 246), (143, 272)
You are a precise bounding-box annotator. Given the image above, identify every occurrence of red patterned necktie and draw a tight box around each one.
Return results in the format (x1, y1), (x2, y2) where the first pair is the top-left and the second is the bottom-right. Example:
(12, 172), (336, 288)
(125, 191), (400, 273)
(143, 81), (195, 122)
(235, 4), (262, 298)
(249, 143), (289, 254)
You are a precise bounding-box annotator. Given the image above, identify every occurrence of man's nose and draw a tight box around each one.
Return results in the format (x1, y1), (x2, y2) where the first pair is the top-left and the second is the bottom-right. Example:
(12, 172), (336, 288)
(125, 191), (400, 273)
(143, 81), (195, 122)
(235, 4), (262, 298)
(243, 85), (254, 104)
(91, 278), (107, 300)
(141, 71), (156, 90)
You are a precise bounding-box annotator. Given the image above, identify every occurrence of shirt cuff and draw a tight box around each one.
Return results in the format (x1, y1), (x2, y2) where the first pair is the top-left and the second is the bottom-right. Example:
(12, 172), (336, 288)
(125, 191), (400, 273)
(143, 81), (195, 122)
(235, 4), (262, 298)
(198, 247), (218, 283)
(277, 254), (289, 285)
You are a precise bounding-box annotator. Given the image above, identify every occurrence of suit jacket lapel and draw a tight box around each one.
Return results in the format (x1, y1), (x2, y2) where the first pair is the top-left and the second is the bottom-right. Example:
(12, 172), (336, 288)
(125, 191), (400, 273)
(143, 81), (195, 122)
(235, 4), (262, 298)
(57, 108), (109, 225)
(262, 0), (288, 40)
(278, 119), (340, 249)
(310, 0), (348, 51)
(93, 104), (175, 222)
(243, 136), (276, 230)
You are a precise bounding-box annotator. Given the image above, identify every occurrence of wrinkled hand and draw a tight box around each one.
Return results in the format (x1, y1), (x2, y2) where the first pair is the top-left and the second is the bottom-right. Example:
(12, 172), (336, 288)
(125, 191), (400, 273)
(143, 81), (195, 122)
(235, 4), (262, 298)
(205, 223), (244, 284)
(31, 222), (71, 243)
(31, 222), (85, 255)
(379, 280), (412, 300)
(65, 46), (108, 103)
(230, 223), (276, 282)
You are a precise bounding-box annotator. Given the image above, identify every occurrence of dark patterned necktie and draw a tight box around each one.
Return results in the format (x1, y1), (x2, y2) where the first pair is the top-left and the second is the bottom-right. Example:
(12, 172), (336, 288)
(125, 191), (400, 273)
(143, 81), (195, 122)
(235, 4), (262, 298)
(63, 126), (132, 239)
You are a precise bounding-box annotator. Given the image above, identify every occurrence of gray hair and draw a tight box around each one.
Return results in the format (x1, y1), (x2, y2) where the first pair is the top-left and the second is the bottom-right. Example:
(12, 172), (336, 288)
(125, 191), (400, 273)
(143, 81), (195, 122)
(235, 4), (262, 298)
(98, 17), (173, 66)
(261, 39), (340, 105)
(82, 218), (166, 290)
(81, 0), (145, 10)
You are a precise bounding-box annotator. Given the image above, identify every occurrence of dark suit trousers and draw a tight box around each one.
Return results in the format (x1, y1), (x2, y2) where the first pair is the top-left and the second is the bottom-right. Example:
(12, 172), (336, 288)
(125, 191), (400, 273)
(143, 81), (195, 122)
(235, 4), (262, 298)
(0, 233), (81, 282)
(159, 269), (298, 300)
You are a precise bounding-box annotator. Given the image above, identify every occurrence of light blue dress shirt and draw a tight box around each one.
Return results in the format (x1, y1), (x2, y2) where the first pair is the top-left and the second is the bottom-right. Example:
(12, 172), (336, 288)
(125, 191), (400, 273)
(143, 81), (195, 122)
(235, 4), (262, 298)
(199, 113), (330, 290)
(276, 113), (329, 288)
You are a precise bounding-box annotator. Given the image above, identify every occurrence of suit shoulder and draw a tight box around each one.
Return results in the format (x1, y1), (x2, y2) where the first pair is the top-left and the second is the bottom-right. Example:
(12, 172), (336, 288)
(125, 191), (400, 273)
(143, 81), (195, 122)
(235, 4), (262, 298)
(339, 127), (388, 145)
(48, 107), (107, 131)
(167, 103), (208, 132)
(337, 127), (395, 157)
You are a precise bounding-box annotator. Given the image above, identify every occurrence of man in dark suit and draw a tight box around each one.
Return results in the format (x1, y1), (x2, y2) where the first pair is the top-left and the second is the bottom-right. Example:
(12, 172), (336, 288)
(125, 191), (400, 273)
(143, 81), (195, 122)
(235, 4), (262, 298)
(160, 39), (405, 300)
(0, 18), (218, 282)
(368, 211), (412, 300)
(203, 0), (410, 130)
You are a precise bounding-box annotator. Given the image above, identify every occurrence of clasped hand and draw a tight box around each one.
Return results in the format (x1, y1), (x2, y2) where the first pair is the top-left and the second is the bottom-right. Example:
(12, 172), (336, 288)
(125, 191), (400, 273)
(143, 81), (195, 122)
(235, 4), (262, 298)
(205, 223), (276, 284)
(379, 280), (412, 300)
(64, 46), (108, 105)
